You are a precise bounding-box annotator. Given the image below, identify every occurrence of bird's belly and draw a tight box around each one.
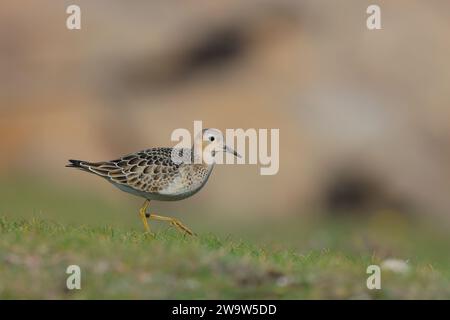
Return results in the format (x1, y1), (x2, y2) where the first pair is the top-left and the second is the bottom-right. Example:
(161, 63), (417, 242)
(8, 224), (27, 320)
(111, 178), (205, 201)
(157, 168), (213, 200)
(157, 180), (206, 201)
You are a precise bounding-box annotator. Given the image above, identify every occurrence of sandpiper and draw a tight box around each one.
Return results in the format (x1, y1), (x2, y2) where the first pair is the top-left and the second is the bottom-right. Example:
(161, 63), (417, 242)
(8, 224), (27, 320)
(66, 128), (240, 235)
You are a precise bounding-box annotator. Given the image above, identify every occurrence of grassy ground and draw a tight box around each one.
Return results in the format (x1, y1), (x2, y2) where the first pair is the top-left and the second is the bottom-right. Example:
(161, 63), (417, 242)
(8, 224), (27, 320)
(1, 176), (450, 299)
(1, 216), (450, 299)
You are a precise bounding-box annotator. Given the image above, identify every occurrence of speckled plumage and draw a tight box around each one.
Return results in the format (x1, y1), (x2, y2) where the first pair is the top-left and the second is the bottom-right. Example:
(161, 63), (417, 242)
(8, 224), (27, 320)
(67, 147), (214, 201)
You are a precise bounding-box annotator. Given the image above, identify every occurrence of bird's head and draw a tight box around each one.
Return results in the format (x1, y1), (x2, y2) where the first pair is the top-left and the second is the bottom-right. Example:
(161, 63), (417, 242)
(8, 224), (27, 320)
(193, 128), (240, 164)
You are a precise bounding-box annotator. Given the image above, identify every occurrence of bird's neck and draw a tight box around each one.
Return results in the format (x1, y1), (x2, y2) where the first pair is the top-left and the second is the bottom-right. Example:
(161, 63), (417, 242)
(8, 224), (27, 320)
(191, 147), (215, 168)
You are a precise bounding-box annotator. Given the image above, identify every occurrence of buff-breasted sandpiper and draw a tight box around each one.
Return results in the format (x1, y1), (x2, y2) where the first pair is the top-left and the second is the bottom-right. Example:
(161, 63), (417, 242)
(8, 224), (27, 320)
(66, 128), (240, 235)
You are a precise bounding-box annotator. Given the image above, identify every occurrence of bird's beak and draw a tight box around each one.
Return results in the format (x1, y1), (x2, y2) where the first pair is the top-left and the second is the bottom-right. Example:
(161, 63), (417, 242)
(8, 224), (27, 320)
(224, 145), (241, 158)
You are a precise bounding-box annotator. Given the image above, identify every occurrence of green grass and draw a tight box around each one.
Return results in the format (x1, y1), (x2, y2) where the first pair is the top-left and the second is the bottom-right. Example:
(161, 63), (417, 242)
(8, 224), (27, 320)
(1, 216), (450, 299)
(1, 175), (450, 299)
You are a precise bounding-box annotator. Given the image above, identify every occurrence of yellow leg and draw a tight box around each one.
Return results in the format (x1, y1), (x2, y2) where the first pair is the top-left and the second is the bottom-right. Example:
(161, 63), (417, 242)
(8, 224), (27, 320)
(139, 200), (151, 233)
(148, 213), (195, 236)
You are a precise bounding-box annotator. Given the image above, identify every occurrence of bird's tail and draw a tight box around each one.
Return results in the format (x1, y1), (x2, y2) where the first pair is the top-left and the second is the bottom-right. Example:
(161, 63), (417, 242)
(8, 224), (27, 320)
(66, 159), (90, 172)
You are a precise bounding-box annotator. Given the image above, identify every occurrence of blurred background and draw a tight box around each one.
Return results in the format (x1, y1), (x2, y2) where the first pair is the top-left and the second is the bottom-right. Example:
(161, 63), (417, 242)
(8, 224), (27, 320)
(1, 0), (450, 254)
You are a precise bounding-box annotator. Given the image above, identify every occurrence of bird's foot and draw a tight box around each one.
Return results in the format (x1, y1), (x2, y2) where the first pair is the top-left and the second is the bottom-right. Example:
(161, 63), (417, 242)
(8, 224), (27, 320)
(170, 219), (196, 236)
(148, 213), (196, 236)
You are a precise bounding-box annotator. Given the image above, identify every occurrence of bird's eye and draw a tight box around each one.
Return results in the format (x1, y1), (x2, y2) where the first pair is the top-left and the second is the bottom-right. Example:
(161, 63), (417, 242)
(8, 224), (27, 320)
(209, 136), (215, 142)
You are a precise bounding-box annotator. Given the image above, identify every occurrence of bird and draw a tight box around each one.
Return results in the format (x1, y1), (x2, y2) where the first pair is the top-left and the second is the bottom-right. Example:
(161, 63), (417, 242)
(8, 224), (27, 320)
(66, 128), (240, 235)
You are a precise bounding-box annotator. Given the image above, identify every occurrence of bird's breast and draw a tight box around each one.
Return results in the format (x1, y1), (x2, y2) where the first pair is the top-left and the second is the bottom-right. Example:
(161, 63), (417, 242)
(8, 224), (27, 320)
(158, 163), (214, 199)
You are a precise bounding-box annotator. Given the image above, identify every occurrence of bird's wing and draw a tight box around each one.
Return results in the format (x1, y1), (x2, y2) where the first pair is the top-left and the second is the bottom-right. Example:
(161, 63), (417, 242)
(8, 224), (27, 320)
(77, 148), (187, 193)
